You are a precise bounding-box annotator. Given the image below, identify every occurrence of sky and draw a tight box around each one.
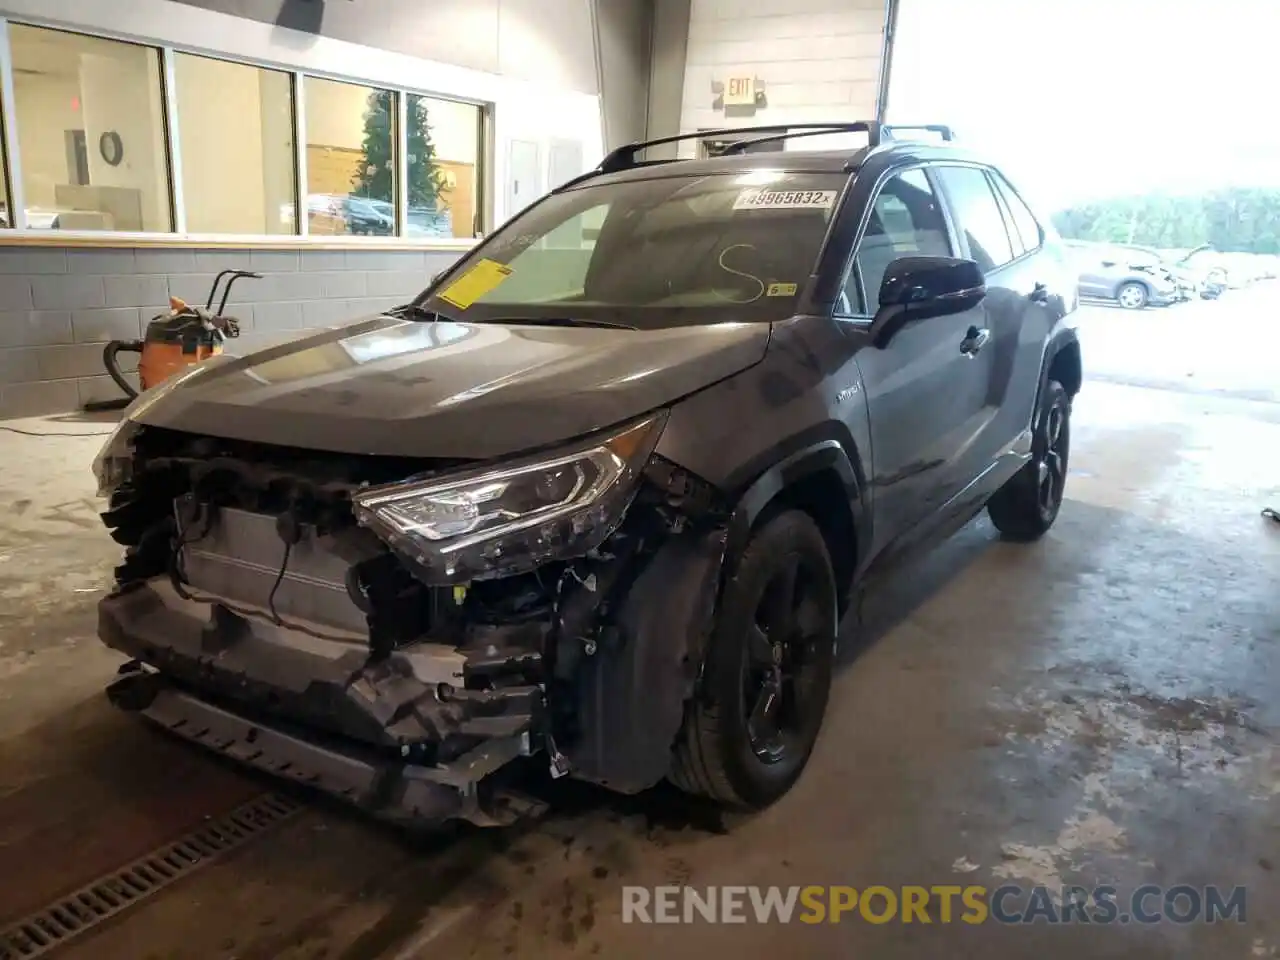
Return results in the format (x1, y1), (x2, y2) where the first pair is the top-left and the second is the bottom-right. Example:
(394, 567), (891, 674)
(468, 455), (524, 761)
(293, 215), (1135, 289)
(886, 0), (1280, 212)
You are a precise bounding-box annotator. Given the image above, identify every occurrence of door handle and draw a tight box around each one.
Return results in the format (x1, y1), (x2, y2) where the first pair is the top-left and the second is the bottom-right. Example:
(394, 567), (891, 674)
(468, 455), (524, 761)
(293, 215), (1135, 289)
(1029, 283), (1049, 303)
(960, 325), (990, 356)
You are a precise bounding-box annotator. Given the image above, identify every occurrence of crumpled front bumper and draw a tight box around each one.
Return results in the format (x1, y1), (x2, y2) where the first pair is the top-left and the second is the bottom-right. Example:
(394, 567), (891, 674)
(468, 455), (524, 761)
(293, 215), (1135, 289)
(99, 580), (546, 826)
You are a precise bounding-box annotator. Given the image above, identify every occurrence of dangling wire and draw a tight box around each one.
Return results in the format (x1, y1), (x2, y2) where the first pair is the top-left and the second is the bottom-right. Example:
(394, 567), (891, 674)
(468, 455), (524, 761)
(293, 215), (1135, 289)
(266, 540), (293, 626)
(169, 498), (217, 602)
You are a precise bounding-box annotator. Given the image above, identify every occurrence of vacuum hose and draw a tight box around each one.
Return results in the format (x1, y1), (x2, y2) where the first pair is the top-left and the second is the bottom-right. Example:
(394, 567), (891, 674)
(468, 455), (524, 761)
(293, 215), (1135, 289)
(82, 339), (144, 413)
(103, 339), (143, 399)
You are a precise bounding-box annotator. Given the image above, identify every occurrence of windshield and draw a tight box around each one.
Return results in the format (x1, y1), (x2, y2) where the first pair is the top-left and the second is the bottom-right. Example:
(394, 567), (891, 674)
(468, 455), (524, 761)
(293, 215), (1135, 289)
(417, 171), (847, 328)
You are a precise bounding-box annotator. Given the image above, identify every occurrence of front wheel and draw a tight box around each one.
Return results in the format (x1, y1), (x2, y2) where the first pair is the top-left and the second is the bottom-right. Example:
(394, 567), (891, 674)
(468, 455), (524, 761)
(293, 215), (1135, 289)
(669, 510), (838, 809)
(1116, 282), (1148, 310)
(987, 379), (1071, 541)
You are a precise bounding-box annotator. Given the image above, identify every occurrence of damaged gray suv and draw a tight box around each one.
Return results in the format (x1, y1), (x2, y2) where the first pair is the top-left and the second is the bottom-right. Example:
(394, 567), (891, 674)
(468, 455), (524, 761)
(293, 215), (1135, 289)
(93, 123), (1082, 827)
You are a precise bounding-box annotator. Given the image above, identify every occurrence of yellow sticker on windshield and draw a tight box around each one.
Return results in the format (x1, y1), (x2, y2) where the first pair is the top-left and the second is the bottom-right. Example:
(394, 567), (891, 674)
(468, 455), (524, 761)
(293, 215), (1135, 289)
(438, 258), (513, 309)
(766, 282), (798, 297)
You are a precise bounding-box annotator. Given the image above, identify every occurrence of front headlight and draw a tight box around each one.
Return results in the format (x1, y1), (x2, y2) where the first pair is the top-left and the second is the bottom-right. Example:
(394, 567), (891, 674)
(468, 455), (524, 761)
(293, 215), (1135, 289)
(352, 412), (667, 582)
(92, 418), (142, 498)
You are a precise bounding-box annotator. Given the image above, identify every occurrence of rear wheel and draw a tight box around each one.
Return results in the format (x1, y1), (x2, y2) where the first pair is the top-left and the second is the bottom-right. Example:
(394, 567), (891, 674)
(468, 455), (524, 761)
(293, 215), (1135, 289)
(1116, 282), (1148, 310)
(987, 379), (1070, 541)
(669, 510), (838, 809)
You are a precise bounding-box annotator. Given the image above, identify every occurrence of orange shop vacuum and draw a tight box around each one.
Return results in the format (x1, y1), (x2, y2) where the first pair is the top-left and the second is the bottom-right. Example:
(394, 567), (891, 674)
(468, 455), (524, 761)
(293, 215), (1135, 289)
(84, 269), (260, 412)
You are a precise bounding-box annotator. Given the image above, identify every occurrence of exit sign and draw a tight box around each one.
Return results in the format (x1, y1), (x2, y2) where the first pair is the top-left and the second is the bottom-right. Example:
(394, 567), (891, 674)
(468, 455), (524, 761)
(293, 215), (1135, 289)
(723, 76), (756, 106)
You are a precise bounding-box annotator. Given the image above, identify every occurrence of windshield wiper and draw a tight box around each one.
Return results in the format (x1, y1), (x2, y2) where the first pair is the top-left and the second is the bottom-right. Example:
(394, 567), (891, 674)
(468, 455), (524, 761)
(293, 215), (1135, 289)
(387, 302), (450, 322)
(389, 304), (635, 330)
(482, 316), (638, 331)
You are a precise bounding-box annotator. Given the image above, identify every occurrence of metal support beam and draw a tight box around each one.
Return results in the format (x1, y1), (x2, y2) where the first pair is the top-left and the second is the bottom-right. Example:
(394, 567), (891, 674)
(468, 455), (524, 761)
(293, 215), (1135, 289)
(875, 0), (902, 123)
(293, 71), (308, 236)
(395, 90), (409, 237)
(160, 46), (186, 233)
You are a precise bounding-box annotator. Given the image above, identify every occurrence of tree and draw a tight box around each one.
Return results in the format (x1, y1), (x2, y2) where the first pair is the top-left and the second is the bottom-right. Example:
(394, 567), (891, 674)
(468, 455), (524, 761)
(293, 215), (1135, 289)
(351, 90), (394, 203)
(405, 95), (448, 210)
(352, 91), (447, 210)
(1051, 187), (1280, 254)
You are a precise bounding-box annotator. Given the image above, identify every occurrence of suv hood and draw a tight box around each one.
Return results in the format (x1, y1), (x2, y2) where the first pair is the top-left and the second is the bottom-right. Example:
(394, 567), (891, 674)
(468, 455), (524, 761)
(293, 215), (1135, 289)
(130, 314), (770, 459)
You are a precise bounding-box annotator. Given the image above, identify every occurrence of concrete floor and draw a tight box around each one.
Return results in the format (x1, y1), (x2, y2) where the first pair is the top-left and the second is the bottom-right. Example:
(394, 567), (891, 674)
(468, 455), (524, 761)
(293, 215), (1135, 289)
(1078, 282), (1280, 404)
(1, 334), (1278, 957)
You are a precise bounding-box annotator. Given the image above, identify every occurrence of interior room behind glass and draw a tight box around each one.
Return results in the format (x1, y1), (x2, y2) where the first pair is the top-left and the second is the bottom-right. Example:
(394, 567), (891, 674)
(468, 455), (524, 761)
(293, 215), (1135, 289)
(8, 23), (171, 231)
(3, 22), (485, 238)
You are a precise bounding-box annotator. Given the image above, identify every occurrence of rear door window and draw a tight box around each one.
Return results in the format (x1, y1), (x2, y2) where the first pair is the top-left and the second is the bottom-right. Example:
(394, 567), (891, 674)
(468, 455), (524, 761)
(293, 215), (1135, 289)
(933, 165), (1015, 274)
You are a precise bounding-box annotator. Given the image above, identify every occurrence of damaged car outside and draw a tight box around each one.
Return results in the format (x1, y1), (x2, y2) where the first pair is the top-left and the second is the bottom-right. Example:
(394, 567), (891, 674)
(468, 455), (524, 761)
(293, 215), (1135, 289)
(91, 122), (1082, 829)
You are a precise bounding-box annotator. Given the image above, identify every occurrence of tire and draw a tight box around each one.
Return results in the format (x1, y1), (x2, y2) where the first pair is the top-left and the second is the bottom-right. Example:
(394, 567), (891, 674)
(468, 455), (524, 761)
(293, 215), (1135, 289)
(669, 510), (838, 809)
(987, 379), (1071, 541)
(1116, 282), (1148, 310)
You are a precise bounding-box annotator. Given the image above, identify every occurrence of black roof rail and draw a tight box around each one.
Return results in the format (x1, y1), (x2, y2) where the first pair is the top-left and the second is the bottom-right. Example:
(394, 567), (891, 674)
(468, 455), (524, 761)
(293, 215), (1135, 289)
(880, 124), (955, 142)
(722, 122), (884, 155)
(597, 122), (886, 173)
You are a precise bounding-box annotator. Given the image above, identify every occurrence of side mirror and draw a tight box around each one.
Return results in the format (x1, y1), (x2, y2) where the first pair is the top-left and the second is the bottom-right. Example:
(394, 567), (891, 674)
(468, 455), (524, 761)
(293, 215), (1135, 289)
(868, 255), (986, 348)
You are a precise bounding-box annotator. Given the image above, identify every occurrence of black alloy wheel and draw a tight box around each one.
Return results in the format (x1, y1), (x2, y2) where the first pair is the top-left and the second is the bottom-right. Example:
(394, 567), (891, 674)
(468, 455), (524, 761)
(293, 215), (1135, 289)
(1029, 391), (1070, 522)
(670, 510), (838, 809)
(742, 553), (830, 765)
(987, 378), (1071, 540)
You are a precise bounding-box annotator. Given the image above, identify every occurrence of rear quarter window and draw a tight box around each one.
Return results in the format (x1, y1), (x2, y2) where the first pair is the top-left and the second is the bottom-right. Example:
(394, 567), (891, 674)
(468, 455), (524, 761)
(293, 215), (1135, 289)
(990, 170), (1044, 256)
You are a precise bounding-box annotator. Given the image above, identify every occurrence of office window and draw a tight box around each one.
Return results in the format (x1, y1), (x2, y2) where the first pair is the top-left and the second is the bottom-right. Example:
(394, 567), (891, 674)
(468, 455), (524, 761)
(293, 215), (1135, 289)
(304, 76), (396, 236)
(173, 54), (296, 234)
(8, 24), (171, 232)
(406, 93), (482, 239)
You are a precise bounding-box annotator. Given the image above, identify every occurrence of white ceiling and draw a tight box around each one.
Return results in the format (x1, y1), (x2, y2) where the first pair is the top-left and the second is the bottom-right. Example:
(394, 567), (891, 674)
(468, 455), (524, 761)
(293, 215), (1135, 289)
(8, 24), (154, 78)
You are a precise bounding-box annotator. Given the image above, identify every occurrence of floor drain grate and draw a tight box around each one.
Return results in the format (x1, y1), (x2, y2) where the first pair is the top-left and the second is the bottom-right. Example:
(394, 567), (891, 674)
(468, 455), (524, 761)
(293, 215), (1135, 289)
(0, 793), (303, 960)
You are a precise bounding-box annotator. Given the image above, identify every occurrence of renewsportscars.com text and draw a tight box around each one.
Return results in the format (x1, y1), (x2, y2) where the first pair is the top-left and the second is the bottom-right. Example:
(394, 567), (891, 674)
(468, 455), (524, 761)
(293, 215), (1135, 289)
(622, 885), (1247, 925)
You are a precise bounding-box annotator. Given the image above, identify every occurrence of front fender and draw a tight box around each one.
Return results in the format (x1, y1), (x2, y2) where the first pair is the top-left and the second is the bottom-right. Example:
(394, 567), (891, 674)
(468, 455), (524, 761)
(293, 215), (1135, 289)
(564, 529), (727, 794)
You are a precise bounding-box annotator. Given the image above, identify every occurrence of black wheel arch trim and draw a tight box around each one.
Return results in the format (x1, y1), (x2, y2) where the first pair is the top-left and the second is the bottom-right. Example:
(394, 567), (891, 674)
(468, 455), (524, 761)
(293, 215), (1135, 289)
(1035, 326), (1082, 413)
(726, 431), (868, 563)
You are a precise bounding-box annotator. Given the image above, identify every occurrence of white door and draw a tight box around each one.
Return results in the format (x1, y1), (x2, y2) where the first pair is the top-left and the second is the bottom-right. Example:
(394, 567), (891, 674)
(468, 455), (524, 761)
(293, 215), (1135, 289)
(548, 140), (585, 191)
(505, 139), (543, 225)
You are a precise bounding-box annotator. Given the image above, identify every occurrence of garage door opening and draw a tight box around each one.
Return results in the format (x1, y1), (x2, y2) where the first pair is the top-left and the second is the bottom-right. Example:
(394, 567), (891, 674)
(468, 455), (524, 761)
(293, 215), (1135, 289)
(885, 0), (1280, 403)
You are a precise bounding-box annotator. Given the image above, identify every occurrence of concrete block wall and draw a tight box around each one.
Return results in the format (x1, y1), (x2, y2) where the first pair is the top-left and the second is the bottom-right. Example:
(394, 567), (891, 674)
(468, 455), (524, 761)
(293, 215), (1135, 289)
(679, 0), (888, 144)
(0, 246), (465, 418)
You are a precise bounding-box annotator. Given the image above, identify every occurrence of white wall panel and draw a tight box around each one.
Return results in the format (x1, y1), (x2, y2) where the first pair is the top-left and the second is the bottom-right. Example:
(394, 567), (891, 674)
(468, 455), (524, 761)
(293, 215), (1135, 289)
(498, 0), (598, 95)
(678, 0), (889, 153)
(164, 0), (604, 96)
